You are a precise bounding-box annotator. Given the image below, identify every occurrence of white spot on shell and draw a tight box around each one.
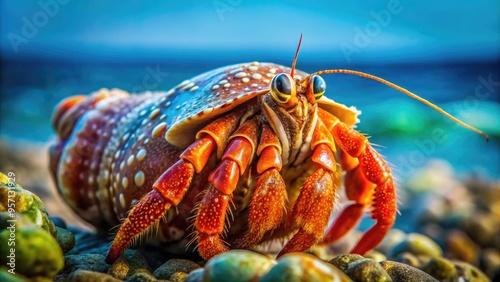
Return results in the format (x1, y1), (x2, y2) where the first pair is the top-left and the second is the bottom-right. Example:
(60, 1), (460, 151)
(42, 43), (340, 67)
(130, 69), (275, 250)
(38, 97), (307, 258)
(269, 68), (277, 74)
(243, 87), (250, 91)
(88, 176), (94, 185)
(136, 149), (147, 162)
(252, 73), (262, 80)
(176, 105), (181, 110)
(234, 72), (247, 78)
(122, 177), (128, 188)
(152, 122), (167, 138)
(120, 161), (125, 171)
(248, 66), (258, 71)
(119, 193), (126, 209)
(218, 79), (228, 85)
(190, 85), (199, 92)
(178, 80), (190, 88)
(263, 79), (270, 83)
(166, 89), (175, 96)
(224, 83), (231, 88)
(127, 155), (135, 166)
(138, 134), (146, 141)
(122, 133), (130, 142)
(165, 101), (171, 107)
(114, 150), (121, 159)
(251, 61), (259, 66)
(182, 82), (195, 91)
(251, 83), (258, 88)
(242, 77), (250, 83)
(135, 171), (145, 187)
(212, 85), (220, 90)
(149, 109), (160, 120)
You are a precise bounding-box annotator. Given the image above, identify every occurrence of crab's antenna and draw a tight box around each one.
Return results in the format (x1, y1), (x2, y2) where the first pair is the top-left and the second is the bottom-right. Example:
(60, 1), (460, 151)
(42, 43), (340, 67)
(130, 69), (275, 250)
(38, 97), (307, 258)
(290, 34), (303, 78)
(304, 69), (489, 141)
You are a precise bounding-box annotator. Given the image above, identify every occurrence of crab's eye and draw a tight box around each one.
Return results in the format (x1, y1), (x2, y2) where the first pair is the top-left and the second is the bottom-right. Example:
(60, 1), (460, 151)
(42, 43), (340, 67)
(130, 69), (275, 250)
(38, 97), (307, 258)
(270, 73), (293, 103)
(312, 75), (326, 100)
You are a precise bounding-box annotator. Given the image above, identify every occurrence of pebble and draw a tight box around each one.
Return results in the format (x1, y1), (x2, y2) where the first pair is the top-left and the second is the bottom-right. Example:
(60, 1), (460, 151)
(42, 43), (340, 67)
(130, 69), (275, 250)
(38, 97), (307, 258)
(376, 229), (407, 254)
(329, 254), (364, 272)
(153, 258), (201, 280)
(62, 254), (109, 274)
(340, 258), (392, 282)
(390, 252), (421, 268)
(0, 214), (64, 278)
(261, 253), (352, 282)
(202, 250), (275, 282)
(126, 270), (158, 282)
(445, 229), (479, 264)
(185, 268), (204, 282)
(379, 261), (438, 282)
(461, 212), (498, 247)
(364, 250), (387, 262)
(453, 261), (490, 282)
(67, 269), (120, 282)
(108, 249), (151, 280)
(419, 257), (457, 281)
(387, 233), (443, 259)
(56, 226), (76, 253)
(51, 216), (68, 229)
(479, 248), (500, 278)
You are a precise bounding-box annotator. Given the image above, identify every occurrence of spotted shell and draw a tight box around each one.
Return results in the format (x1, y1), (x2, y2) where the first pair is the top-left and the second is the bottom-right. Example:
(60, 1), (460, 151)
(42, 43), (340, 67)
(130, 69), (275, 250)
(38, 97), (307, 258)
(50, 61), (361, 229)
(162, 62), (361, 148)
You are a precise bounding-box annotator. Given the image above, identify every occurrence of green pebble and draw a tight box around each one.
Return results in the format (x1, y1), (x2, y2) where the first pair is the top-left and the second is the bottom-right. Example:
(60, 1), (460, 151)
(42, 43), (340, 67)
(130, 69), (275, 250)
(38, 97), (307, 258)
(329, 254), (365, 271)
(343, 258), (392, 282)
(420, 257), (456, 281)
(55, 227), (75, 253)
(203, 250), (275, 282)
(387, 233), (443, 259)
(0, 223), (64, 278)
(261, 253), (353, 282)
(68, 269), (121, 282)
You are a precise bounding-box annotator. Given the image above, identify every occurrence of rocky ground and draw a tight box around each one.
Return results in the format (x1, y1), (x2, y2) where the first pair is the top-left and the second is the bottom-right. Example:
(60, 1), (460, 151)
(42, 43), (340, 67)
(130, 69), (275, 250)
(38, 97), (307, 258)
(0, 140), (499, 281)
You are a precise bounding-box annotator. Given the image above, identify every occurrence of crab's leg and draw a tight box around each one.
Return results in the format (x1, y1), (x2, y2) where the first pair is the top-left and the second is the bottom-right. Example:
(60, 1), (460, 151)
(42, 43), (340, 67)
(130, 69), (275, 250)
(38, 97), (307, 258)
(232, 124), (287, 248)
(277, 120), (338, 257)
(106, 109), (244, 263)
(320, 109), (397, 255)
(322, 152), (375, 243)
(195, 118), (259, 259)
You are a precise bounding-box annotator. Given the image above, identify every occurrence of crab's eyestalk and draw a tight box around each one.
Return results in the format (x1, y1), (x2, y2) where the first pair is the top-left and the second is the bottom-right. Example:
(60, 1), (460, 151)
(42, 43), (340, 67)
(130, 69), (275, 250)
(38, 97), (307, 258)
(270, 73), (296, 104)
(304, 69), (489, 141)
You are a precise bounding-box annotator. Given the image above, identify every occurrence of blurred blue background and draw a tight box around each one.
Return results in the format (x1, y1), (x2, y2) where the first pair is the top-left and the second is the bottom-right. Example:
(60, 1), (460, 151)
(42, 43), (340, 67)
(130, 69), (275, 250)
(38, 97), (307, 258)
(1, 0), (499, 181)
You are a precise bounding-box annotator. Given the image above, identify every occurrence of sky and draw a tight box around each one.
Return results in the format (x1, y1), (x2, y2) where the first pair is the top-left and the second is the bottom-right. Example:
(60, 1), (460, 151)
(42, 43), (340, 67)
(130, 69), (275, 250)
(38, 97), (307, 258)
(1, 1), (499, 64)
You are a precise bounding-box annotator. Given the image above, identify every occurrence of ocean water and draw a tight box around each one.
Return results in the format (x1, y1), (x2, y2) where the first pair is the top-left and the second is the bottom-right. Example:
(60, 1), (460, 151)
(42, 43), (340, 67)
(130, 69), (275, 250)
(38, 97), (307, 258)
(0, 59), (498, 180)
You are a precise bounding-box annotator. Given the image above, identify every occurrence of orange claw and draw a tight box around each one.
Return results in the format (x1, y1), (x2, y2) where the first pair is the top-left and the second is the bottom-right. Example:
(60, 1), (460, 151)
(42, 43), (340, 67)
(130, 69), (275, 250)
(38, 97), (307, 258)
(322, 121), (397, 255)
(106, 136), (216, 264)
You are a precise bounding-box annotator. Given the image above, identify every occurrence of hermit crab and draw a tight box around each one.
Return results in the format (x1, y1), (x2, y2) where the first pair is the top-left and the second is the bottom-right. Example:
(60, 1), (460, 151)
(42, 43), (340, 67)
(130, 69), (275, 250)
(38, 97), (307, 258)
(49, 37), (488, 264)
